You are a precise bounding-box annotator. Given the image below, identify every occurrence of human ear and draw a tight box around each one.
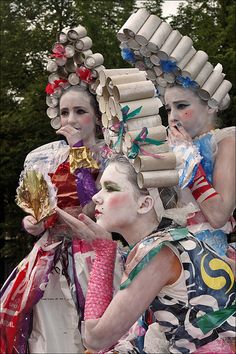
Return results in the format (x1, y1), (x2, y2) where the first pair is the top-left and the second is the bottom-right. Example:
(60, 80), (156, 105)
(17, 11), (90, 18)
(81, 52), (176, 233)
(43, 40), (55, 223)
(137, 195), (154, 215)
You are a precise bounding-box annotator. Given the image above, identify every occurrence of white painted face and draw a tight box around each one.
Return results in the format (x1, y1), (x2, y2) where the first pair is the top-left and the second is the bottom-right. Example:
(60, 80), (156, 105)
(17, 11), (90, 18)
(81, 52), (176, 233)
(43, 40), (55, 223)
(59, 89), (97, 142)
(164, 86), (213, 138)
(92, 163), (140, 233)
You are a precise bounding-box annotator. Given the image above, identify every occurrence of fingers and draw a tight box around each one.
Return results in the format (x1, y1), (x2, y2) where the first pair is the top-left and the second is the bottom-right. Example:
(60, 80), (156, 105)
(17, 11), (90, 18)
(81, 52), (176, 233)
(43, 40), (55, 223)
(78, 214), (112, 240)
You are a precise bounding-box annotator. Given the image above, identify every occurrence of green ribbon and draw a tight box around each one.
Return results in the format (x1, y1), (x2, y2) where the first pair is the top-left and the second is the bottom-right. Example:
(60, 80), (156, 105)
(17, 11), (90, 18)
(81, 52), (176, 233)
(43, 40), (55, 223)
(113, 105), (142, 150)
(196, 303), (236, 334)
(128, 127), (165, 159)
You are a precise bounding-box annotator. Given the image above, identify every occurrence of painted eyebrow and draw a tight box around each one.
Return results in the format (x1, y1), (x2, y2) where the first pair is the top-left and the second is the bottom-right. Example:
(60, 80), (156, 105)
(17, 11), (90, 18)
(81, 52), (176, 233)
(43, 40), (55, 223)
(103, 181), (121, 189)
(60, 105), (87, 111)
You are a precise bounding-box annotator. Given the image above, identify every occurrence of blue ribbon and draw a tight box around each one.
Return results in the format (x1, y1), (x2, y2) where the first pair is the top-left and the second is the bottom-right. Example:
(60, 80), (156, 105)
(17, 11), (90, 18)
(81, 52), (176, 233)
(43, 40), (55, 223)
(176, 75), (199, 89)
(160, 60), (178, 74)
(121, 48), (135, 64)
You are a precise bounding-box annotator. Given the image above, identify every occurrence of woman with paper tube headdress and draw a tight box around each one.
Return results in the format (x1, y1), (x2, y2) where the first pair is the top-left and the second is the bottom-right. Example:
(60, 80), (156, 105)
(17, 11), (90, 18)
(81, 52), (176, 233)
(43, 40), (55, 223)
(118, 8), (236, 258)
(56, 154), (236, 354)
(0, 25), (125, 354)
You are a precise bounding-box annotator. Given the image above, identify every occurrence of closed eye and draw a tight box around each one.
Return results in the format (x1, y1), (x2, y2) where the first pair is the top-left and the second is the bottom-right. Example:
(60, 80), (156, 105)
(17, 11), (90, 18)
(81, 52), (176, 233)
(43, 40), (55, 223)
(176, 103), (189, 110)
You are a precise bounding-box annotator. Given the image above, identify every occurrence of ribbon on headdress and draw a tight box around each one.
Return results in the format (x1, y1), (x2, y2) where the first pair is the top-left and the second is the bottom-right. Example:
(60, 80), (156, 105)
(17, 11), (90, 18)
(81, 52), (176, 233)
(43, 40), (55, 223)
(51, 43), (66, 59)
(128, 127), (165, 159)
(113, 105), (142, 149)
(176, 75), (199, 89)
(121, 48), (136, 64)
(69, 146), (99, 173)
(76, 66), (94, 84)
(160, 60), (178, 74)
(45, 79), (68, 95)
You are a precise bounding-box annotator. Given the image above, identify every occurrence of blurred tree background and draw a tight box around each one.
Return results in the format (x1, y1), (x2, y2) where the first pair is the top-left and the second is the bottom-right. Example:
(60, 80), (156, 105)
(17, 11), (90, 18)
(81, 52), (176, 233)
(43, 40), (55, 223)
(0, 0), (235, 283)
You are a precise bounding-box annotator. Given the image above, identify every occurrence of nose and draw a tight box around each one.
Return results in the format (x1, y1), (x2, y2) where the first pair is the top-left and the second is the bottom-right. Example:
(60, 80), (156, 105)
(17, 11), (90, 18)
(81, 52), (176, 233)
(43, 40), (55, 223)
(168, 107), (179, 126)
(92, 189), (103, 205)
(67, 111), (77, 125)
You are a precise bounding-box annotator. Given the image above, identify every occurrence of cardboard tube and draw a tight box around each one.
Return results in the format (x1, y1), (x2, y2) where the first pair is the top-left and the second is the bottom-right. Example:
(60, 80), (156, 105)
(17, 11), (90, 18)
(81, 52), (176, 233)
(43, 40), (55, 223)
(117, 97), (162, 120)
(150, 55), (160, 65)
(218, 93), (230, 110)
(64, 45), (75, 58)
(153, 66), (162, 76)
(46, 95), (58, 108)
(125, 126), (167, 148)
(47, 60), (58, 72)
(163, 72), (175, 84)
(99, 68), (139, 87)
(65, 58), (76, 72)
(134, 153), (176, 172)
(158, 30), (182, 60)
(75, 36), (93, 51)
(74, 52), (83, 64)
(117, 12), (136, 42)
(47, 107), (59, 119)
(147, 22), (172, 53)
(123, 8), (150, 38)
(68, 73), (80, 85)
(146, 69), (156, 81)
(182, 51), (208, 79)
(108, 96), (120, 118)
(208, 80), (232, 108)
(51, 116), (61, 130)
(137, 170), (179, 188)
(126, 115), (162, 131)
(177, 47), (196, 70)
(108, 72), (147, 95)
(140, 46), (152, 57)
(135, 61), (147, 71)
(127, 38), (141, 50)
(91, 65), (105, 78)
(169, 36), (193, 62)
(48, 73), (60, 83)
(113, 80), (155, 103)
(102, 114), (110, 128)
(80, 49), (93, 60)
(85, 53), (104, 69)
(58, 28), (70, 43)
(198, 70), (224, 100)
(99, 96), (107, 113)
(135, 14), (162, 46)
(194, 62), (214, 86)
(156, 76), (168, 87)
(67, 26), (87, 40)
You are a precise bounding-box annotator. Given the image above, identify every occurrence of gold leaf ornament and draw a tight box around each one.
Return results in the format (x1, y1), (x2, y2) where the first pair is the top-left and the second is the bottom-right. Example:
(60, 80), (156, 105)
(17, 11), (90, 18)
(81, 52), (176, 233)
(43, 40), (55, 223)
(16, 170), (56, 222)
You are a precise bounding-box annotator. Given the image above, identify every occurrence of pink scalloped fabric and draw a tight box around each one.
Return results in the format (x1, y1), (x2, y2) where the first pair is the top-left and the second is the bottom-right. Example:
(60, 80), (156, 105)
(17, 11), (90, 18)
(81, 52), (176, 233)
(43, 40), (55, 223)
(84, 239), (117, 320)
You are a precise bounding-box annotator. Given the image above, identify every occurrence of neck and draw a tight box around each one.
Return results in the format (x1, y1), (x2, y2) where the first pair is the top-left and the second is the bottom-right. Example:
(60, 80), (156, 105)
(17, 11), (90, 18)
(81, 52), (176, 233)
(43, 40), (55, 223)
(83, 134), (96, 147)
(119, 212), (159, 246)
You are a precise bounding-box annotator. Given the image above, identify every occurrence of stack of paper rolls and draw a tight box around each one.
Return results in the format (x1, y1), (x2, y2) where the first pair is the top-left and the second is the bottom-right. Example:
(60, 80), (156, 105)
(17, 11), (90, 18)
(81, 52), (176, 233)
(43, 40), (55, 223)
(97, 67), (180, 187)
(117, 8), (231, 110)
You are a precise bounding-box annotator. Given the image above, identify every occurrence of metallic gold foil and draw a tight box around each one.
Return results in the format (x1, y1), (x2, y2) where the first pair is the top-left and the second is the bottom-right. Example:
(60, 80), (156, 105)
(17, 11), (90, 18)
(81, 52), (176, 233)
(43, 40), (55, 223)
(69, 147), (99, 173)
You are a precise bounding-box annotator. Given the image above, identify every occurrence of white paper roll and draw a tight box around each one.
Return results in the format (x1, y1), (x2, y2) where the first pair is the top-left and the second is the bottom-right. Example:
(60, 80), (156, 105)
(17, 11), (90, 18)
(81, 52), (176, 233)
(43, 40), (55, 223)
(113, 80), (155, 103)
(84, 53), (104, 69)
(158, 30), (182, 60)
(134, 153), (176, 172)
(208, 80), (232, 108)
(126, 115), (162, 131)
(194, 62), (214, 86)
(147, 22), (172, 53)
(182, 50), (208, 79)
(123, 8), (150, 38)
(198, 70), (224, 100)
(177, 47), (196, 70)
(99, 68), (139, 87)
(108, 72), (147, 94)
(117, 97), (162, 120)
(75, 36), (93, 51)
(135, 14), (162, 46)
(170, 36), (193, 62)
(137, 170), (179, 188)
(125, 126), (167, 148)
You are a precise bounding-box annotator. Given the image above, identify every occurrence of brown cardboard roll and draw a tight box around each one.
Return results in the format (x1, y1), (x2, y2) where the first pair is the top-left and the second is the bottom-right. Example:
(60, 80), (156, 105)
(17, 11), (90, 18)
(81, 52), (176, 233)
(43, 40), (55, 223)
(117, 97), (162, 120)
(140, 46), (152, 57)
(107, 72), (147, 94)
(134, 153), (176, 172)
(135, 14), (162, 46)
(126, 114), (162, 131)
(125, 126), (167, 148)
(198, 68), (224, 100)
(99, 68), (139, 87)
(177, 47), (196, 70)
(123, 8), (150, 38)
(80, 49), (93, 60)
(137, 170), (179, 188)
(84, 53), (104, 69)
(194, 62), (213, 87)
(113, 80), (155, 103)
(47, 60), (58, 73)
(147, 22), (172, 53)
(182, 50), (208, 79)
(208, 80), (232, 108)
(75, 36), (93, 51)
(158, 30), (182, 60)
(169, 36), (193, 62)
(67, 26), (87, 40)
(127, 38), (141, 50)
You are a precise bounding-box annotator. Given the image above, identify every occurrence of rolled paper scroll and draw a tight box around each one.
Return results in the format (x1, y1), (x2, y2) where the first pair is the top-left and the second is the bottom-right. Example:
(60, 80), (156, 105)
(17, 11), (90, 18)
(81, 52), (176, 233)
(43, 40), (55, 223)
(156, 76), (168, 87)
(64, 45), (75, 58)
(150, 55), (160, 65)
(144, 57), (154, 69)
(126, 114), (162, 131)
(67, 26), (87, 41)
(127, 38), (141, 50)
(147, 22), (172, 53)
(99, 68), (139, 87)
(117, 97), (162, 120)
(89, 80), (100, 95)
(48, 73), (60, 83)
(113, 80), (155, 103)
(177, 47), (196, 70)
(57, 66), (68, 79)
(158, 30), (182, 60)
(169, 36), (193, 63)
(135, 14), (162, 46)
(137, 170), (179, 188)
(99, 96), (108, 114)
(58, 28), (70, 43)
(105, 101), (113, 120)
(50, 116), (61, 130)
(146, 69), (156, 81)
(46, 95), (58, 108)
(47, 60), (58, 73)
(84, 53), (104, 69)
(125, 126), (167, 148)
(181, 50), (208, 79)
(65, 58), (77, 72)
(136, 142), (170, 154)
(122, 8), (150, 38)
(68, 73), (80, 85)
(208, 80), (232, 108)
(198, 68), (224, 100)
(80, 49), (93, 60)
(102, 114), (109, 128)
(153, 66), (162, 76)
(75, 36), (93, 51)
(218, 93), (230, 110)
(163, 72), (175, 84)
(133, 153), (176, 172)
(47, 107), (59, 119)
(91, 65), (105, 78)
(194, 62), (213, 87)
(139, 46), (152, 57)
(107, 72), (147, 94)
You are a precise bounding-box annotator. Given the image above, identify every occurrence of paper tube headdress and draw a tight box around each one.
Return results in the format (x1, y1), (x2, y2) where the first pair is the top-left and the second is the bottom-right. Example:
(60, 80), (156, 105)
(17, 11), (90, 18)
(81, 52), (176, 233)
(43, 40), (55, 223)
(98, 67), (179, 189)
(117, 8), (232, 110)
(45, 25), (105, 129)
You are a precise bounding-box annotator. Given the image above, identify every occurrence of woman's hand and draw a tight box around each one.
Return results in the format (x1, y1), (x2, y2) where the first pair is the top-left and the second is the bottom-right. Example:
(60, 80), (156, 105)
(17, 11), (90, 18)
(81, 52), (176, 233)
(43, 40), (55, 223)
(22, 215), (45, 236)
(168, 122), (192, 145)
(82, 200), (96, 219)
(56, 125), (81, 147)
(56, 207), (112, 242)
